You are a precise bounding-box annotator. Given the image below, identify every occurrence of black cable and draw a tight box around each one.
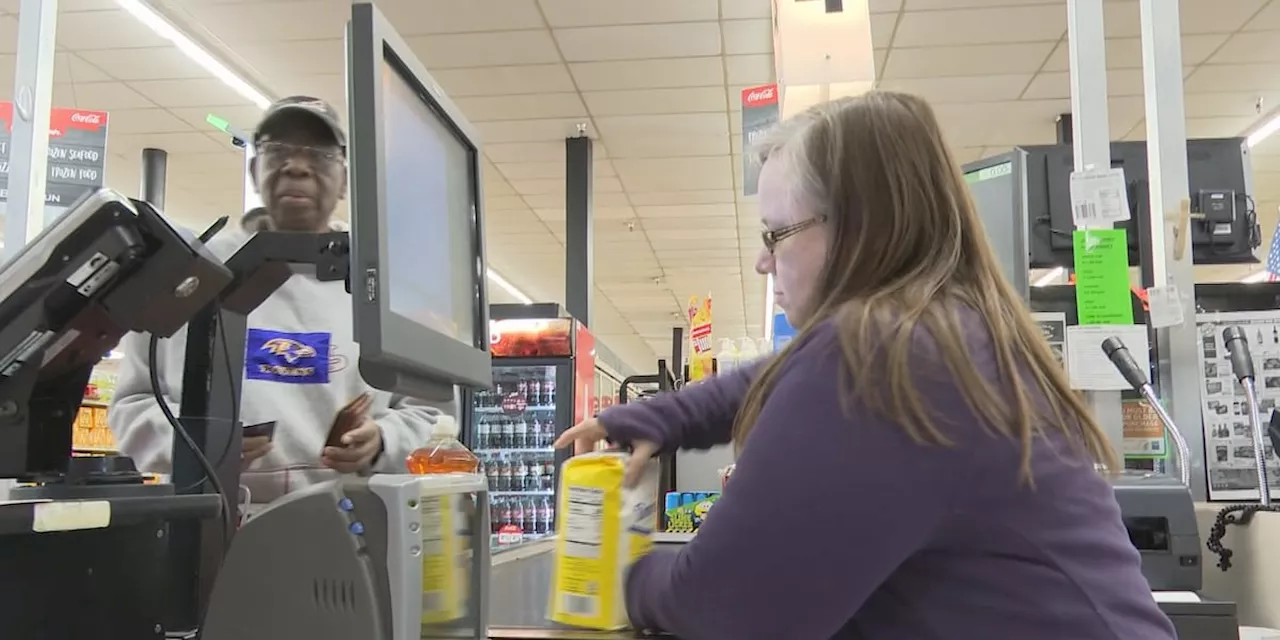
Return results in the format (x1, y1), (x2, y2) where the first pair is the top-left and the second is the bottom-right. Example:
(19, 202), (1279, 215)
(177, 314), (240, 493)
(149, 327), (232, 548)
(1204, 502), (1280, 570)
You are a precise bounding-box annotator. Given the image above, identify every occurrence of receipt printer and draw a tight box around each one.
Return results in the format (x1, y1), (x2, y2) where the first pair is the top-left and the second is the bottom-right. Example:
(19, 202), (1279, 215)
(1113, 472), (1202, 592)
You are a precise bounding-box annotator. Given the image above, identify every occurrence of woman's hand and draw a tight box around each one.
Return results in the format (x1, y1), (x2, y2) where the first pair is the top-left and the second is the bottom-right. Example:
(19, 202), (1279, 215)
(554, 417), (659, 487)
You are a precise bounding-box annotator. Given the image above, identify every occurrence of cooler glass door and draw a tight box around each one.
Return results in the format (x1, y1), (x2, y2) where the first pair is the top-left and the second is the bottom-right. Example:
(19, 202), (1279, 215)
(473, 363), (559, 546)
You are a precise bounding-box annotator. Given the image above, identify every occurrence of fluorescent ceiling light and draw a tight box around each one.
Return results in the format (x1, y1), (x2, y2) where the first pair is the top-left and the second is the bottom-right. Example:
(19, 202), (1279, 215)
(488, 270), (533, 305)
(1034, 267), (1065, 287)
(762, 274), (775, 341)
(1248, 116), (1280, 148)
(1240, 270), (1272, 283)
(115, 0), (270, 110)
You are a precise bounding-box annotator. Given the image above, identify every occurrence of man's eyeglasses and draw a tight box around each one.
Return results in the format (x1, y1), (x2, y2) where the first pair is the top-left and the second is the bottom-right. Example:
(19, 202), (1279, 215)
(256, 141), (345, 168)
(762, 215), (827, 254)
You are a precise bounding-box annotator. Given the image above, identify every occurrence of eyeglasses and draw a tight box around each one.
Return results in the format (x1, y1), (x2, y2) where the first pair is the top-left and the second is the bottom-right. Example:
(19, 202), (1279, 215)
(256, 141), (345, 168)
(761, 215), (827, 254)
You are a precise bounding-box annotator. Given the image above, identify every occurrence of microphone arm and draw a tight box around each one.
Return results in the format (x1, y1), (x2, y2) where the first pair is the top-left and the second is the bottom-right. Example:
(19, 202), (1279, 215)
(1100, 336), (1192, 487)
(1222, 326), (1273, 506)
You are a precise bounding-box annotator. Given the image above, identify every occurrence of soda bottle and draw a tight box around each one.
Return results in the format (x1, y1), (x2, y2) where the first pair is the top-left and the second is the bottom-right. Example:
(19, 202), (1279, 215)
(475, 416), (490, 450)
(499, 458), (514, 491)
(543, 418), (557, 448)
(527, 379), (541, 406)
(490, 496), (502, 534)
(501, 417), (515, 449)
(543, 456), (556, 490)
(405, 416), (480, 475)
(483, 455), (499, 488)
(540, 497), (554, 533)
(513, 455), (527, 492)
(514, 416), (528, 449)
(541, 379), (555, 406)
(516, 380), (528, 404)
(512, 497), (525, 533)
(500, 497), (513, 530)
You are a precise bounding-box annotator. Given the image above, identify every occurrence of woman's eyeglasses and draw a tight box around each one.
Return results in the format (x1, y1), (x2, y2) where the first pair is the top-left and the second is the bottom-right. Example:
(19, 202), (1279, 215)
(762, 215), (827, 254)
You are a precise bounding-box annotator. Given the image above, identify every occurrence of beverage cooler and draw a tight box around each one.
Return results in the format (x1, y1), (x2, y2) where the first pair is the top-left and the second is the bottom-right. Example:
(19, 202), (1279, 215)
(470, 304), (596, 546)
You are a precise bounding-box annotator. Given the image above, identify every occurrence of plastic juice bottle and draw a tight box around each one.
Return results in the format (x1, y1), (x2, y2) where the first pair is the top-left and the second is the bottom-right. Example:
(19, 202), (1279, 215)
(406, 416), (479, 474)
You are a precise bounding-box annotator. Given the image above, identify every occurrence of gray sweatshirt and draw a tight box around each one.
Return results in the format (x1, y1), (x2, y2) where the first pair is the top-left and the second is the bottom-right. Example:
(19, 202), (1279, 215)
(107, 219), (451, 503)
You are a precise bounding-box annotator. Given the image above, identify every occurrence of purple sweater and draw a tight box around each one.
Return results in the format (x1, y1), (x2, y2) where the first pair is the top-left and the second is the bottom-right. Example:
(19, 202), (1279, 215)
(599, 319), (1176, 640)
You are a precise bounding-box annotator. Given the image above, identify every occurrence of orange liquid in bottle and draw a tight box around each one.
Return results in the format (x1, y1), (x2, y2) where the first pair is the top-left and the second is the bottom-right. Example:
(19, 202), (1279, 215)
(406, 439), (480, 475)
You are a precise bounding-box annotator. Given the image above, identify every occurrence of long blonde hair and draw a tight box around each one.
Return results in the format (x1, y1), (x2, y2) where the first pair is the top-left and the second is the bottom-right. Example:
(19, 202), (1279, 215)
(736, 92), (1117, 480)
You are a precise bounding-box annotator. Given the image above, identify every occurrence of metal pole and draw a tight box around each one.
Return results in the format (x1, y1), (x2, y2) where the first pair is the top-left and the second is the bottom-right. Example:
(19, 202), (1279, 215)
(2, 0), (59, 262)
(140, 147), (168, 211)
(565, 133), (594, 327)
(671, 327), (685, 386)
(1139, 0), (1208, 500)
(1068, 0), (1125, 463)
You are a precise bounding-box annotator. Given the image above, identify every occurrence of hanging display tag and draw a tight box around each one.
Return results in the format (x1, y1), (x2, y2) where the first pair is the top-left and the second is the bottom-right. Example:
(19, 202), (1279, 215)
(1146, 285), (1185, 329)
(1069, 167), (1131, 227)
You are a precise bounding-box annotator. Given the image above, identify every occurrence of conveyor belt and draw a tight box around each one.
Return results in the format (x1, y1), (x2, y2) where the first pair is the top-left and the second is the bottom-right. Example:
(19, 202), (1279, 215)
(487, 540), (674, 639)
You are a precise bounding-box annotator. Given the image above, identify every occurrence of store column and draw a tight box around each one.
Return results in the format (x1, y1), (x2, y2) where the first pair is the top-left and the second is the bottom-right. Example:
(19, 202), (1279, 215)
(2, 0), (59, 261)
(140, 148), (168, 210)
(1139, 0), (1206, 499)
(565, 131), (593, 327)
(1067, 0), (1125, 460)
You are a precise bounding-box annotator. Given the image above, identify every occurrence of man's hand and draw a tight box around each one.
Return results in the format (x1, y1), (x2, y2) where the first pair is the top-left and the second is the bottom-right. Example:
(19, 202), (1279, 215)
(322, 419), (383, 473)
(242, 435), (273, 471)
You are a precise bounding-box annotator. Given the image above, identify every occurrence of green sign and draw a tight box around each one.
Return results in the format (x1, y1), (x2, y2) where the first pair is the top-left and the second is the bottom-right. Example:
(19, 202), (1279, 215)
(963, 161), (1012, 185)
(1072, 229), (1133, 325)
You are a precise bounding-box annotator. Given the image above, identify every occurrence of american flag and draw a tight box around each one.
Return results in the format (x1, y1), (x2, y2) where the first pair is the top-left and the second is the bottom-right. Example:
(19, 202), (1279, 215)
(1270, 214), (1280, 282)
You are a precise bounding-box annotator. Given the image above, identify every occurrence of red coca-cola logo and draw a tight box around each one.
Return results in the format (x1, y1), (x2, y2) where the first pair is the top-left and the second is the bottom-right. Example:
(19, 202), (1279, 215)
(70, 112), (102, 125)
(742, 85), (778, 108)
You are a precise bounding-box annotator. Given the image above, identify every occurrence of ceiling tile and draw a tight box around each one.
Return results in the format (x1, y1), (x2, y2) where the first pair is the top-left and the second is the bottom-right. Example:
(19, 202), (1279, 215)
(629, 190), (738, 206)
(882, 43), (1056, 79)
(1185, 92), (1280, 119)
(583, 87), (727, 117)
(595, 113), (729, 139)
(373, 0), (545, 34)
(65, 82), (157, 110)
(1042, 34), (1229, 71)
(723, 19), (774, 56)
(108, 132), (229, 155)
(636, 203), (737, 218)
(1209, 31), (1280, 65)
(105, 108), (194, 135)
(1022, 68), (1152, 100)
(179, 0), (348, 43)
(554, 23), (723, 62)
(56, 9), (169, 50)
(407, 30), (562, 68)
(894, 6), (1065, 48)
(1185, 63), (1280, 94)
(79, 47), (209, 81)
(431, 65), (575, 97)
(128, 79), (254, 109)
(1103, 0), (1267, 38)
(725, 54), (777, 85)
(474, 118), (593, 143)
(484, 141), (610, 164)
(454, 93), (588, 122)
(169, 105), (268, 133)
(570, 57), (725, 91)
(879, 74), (1031, 103)
(540, 0), (719, 27)
(606, 134), (731, 158)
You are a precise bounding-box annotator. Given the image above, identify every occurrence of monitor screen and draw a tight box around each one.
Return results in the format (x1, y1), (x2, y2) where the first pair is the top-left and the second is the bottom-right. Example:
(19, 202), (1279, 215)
(380, 55), (477, 348)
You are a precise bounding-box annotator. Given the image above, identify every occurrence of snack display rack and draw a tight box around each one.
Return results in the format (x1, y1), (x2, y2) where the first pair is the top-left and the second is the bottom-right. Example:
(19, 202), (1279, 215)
(73, 355), (121, 455)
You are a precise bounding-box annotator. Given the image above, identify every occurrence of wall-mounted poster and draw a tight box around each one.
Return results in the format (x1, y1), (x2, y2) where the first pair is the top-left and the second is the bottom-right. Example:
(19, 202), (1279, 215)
(1195, 310), (1280, 501)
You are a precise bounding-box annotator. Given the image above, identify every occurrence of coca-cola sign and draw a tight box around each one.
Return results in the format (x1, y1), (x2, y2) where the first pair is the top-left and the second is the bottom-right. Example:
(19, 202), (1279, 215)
(70, 111), (102, 125)
(742, 86), (778, 108)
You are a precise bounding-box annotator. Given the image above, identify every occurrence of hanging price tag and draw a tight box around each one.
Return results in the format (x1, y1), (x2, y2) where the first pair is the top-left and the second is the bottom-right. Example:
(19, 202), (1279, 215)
(1069, 167), (1131, 228)
(1145, 285), (1185, 329)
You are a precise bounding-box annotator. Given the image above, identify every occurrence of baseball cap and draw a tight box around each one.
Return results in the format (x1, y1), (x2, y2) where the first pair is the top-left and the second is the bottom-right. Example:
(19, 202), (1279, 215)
(254, 95), (346, 148)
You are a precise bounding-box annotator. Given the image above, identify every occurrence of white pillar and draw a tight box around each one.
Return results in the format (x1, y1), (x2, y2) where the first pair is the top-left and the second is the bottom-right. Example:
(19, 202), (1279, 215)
(2, 0), (58, 262)
(1068, 0), (1125, 462)
(1139, 0), (1207, 499)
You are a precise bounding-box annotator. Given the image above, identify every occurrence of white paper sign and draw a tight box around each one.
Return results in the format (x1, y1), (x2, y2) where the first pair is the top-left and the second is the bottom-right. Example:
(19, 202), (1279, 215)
(1145, 285), (1185, 329)
(1066, 324), (1150, 391)
(1069, 167), (1131, 227)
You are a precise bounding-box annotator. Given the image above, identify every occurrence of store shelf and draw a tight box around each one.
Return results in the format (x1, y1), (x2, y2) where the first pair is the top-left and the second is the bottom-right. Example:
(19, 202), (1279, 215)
(476, 447), (553, 455)
(653, 531), (696, 543)
(491, 490), (553, 497)
(476, 405), (556, 414)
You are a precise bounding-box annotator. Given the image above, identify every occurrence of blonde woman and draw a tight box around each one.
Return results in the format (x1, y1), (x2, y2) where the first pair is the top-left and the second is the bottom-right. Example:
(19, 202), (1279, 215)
(558, 92), (1175, 640)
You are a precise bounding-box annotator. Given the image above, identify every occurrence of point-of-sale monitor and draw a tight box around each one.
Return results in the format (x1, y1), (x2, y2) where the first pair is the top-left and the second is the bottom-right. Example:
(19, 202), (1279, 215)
(346, 1), (491, 401)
